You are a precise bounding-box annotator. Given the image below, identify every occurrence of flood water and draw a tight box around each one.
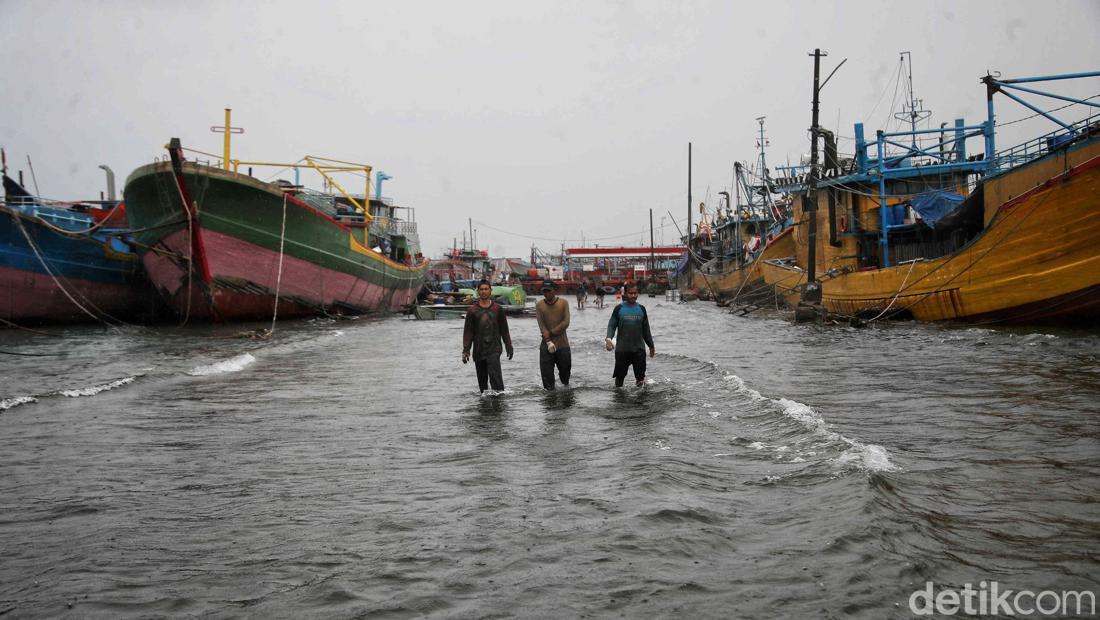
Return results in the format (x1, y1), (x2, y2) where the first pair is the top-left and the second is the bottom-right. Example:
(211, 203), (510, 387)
(1, 299), (1098, 618)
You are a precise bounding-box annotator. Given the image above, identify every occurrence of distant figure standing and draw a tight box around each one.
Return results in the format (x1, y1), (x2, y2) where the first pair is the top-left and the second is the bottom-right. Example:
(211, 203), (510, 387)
(535, 280), (571, 390)
(595, 283), (606, 309)
(462, 280), (514, 393)
(605, 281), (655, 387)
(575, 280), (588, 310)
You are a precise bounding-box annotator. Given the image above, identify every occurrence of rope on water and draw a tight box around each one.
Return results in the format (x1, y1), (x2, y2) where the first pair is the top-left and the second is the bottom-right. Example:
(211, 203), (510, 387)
(0, 348), (66, 356)
(0, 316), (65, 337)
(270, 194), (288, 334)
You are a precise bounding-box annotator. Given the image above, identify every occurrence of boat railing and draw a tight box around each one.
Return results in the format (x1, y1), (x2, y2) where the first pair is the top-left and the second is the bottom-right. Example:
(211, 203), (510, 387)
(293, 188), (341, 216)
(369, 217), (418, 237)
(391, 220), (418, 236)
(1, 198), (97, 227)
(991, 114), (1100, 174)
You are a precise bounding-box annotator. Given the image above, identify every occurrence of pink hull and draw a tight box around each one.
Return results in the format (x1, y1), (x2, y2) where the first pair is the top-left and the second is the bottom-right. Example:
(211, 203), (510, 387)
(142, 228), (421, 321)
(0, 265), (151, 324)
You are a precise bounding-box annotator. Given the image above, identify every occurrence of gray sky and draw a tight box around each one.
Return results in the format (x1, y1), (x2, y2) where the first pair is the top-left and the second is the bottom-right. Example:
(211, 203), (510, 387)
(3, 0), (1098, 258)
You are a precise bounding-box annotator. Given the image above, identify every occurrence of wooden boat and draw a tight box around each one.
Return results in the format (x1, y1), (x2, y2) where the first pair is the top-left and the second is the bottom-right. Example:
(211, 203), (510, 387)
(413, 304), (470, 320)
(1, 157), (159, 325)
(690, 119), (796, 304)
(123, 138), (429, 322)
(764, 69), (1100, 326)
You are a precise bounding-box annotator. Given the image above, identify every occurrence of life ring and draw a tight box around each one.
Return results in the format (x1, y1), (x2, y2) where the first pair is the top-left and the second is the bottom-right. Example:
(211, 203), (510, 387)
(840, 216), (848, 232)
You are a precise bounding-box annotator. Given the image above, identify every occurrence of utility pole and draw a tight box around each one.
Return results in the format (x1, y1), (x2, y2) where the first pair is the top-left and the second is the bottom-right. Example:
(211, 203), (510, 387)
(687, 142), (693, 252)
(805, 49), (824, 298)
(798, 48), (846, 317)
(649, 208), (655, 276)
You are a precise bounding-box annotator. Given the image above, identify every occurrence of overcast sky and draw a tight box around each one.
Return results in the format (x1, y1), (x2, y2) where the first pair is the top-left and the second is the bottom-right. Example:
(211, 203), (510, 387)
(3, 0), (1097, 258)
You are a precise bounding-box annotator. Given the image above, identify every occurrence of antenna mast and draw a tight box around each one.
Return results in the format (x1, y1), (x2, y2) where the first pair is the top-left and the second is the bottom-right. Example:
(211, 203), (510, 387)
(895, 51), (932, 150)
(754, 116), (777, 213)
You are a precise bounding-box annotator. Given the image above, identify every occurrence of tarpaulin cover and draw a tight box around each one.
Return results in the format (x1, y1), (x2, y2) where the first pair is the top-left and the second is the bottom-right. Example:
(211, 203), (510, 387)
(910, 190), (964, 227)
(672, 253), (690, 276)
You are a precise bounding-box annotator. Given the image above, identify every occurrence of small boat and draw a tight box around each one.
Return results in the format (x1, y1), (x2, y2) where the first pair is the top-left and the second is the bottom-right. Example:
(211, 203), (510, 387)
(122, 136), (429, 322)
(412, 304), (470, 320)
(413, 285), (529, 320)
(0, 154), (158, 325)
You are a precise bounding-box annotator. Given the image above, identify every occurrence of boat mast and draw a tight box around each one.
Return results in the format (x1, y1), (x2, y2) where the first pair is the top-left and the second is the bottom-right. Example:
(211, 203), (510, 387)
(210, 107), (244, 170)
(895, 52), (932, 151)
(755, 116), (777, 217)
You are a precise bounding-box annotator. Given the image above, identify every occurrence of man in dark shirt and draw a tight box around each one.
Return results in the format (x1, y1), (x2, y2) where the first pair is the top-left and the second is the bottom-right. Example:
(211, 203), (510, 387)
(462, 280), (514, 392)
(605, 281), (655, 387)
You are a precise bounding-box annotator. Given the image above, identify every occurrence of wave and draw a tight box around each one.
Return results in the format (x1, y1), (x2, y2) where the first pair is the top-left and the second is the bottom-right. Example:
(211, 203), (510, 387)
(775, 398), (898, 473)
(1, 373), (146, 411)
(666, 354), (898, 474)
(59, 376), (138, 397)
(0, 395), (37, 411)
(187, 353), (256, 376)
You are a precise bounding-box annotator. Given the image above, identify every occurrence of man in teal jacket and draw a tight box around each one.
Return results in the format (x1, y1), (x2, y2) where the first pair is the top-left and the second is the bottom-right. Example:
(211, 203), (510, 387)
(605, 281), (655, 387)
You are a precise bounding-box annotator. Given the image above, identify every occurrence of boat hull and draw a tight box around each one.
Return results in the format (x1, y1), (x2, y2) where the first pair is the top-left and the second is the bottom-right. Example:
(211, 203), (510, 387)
(124, 161), (429, 322)
(693, 227), (797, 304)
(0, 206), (158, 324)
(762, 137), (1100, 326)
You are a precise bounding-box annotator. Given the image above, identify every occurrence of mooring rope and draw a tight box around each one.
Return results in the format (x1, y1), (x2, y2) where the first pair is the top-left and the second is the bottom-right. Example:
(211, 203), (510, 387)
(0, 348), (66, 356)
(0, 315), (65, 337)
(270, 194), (288, 334)
(23, 200), (125, 237)
(166, 168), (196, 327)
(10, 211), (121, 325)
(866, 257), (919, 322)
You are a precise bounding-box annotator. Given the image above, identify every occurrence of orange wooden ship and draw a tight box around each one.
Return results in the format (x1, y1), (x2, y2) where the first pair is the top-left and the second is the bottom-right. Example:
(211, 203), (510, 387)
(760, 69), (1100, 326)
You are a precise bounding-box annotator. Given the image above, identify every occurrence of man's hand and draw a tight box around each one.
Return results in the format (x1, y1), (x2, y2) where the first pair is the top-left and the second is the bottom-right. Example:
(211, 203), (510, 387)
(649, 345), (656, 358)
(604, 338), (614, 351)
(506, 347), (514, 361)
(462, 351), (470, 364)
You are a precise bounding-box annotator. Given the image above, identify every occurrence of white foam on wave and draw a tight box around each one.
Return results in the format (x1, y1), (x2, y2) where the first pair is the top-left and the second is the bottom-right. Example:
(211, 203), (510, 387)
(718, 368), (899, 473)
(187, 353), (256, 376)
(0, 396), (37, 411)
(837, 443), (896, 472)
(59, 376), (137, 397)
(775, 397), (898, 473)
(723, 373), (768, 402)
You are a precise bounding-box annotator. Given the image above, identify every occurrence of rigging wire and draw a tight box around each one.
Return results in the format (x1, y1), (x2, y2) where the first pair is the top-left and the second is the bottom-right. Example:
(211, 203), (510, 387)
(866, 57), (904, 128)
(470, 216), (688, 244)
(996, 93), (1100, 127)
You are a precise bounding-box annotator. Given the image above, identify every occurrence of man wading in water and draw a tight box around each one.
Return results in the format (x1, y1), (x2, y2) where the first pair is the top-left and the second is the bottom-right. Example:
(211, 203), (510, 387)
(462, 280), (513, 393)
(535, 279), (570, 390)
(605, 281), (655, 387)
